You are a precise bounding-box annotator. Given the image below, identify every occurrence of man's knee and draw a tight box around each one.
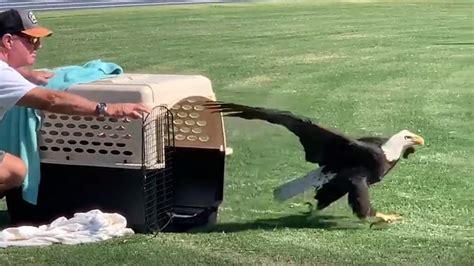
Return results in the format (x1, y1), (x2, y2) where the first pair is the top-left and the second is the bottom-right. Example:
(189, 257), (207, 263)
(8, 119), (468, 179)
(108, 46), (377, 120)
(0, 152), (27, 189)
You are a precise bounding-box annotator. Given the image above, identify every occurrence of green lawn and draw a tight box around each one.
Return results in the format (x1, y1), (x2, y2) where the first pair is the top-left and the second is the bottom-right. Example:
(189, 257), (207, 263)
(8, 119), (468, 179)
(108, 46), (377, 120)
(1, 1), (473, 264)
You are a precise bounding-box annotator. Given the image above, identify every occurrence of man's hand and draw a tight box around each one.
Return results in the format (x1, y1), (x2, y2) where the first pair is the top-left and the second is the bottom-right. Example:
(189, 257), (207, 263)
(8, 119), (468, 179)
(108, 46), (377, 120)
(17, 67), (54, 85)
(29, 70), (54, 85)
(106, 103), (152, 119)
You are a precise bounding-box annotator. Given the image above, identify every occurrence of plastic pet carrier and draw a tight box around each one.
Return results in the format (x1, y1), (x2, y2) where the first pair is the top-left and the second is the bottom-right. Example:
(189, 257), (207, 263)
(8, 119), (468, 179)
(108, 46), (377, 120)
(6, 74), (228, 233)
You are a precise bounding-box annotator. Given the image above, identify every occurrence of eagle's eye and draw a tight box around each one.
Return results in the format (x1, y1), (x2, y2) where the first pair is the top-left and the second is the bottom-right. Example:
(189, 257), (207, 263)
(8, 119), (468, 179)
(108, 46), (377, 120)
(404, 136), (412, 140)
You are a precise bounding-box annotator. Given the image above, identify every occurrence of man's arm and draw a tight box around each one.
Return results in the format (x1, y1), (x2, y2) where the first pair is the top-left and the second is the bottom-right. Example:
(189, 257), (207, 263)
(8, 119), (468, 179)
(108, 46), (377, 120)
(17, 87), (150, 119)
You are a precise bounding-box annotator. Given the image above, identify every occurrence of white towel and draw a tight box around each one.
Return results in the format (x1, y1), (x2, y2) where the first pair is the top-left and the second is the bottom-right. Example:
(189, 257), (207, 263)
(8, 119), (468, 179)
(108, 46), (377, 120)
(0, 209), (134, 248)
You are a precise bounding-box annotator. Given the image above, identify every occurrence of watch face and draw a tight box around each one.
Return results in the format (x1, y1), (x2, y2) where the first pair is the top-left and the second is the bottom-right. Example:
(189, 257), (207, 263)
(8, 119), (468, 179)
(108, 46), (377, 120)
(96, 103), (107, 116)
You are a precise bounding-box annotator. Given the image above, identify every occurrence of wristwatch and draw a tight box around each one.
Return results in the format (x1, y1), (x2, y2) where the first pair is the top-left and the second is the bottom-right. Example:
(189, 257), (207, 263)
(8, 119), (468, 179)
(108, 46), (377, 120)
(95, 102), (108, 116)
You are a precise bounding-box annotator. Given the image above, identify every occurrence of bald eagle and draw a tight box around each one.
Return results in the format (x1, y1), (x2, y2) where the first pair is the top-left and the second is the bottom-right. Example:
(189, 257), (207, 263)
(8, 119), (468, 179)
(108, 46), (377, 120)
(206, 102), (425, 225)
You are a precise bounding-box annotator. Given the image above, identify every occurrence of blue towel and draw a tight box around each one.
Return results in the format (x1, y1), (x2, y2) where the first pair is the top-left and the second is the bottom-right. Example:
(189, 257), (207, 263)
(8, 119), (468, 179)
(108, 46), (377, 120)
(0, 59), (123, 205)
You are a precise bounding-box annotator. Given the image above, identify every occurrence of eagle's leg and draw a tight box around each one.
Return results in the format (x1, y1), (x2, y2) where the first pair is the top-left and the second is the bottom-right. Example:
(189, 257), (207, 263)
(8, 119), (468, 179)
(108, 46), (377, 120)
(304, 201), (314, 213)
(370, 212), (402, 227)
(303, 202), (320, 220)
(302, 201), (315, 215)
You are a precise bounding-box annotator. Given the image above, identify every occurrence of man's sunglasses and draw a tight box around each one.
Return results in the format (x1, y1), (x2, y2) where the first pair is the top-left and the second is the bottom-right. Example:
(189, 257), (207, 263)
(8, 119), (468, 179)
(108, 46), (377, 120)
(14, 33), (41, 45)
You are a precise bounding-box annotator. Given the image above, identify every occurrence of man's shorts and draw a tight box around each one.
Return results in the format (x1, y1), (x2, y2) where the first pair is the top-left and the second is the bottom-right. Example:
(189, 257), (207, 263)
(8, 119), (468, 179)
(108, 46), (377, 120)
(0, 149), (5, 163)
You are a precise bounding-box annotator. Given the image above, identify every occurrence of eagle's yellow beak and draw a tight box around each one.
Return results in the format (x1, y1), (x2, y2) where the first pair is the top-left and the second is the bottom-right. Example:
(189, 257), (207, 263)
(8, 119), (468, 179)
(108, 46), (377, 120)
(413, 135), (425, 145)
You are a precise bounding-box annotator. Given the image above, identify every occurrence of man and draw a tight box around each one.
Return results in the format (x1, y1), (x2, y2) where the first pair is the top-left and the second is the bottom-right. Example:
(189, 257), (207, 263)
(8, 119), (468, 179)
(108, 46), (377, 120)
(0, 9), (151, 196)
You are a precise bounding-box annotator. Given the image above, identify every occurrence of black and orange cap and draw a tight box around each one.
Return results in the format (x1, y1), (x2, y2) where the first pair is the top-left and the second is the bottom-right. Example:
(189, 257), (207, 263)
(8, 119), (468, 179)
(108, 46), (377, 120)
(0, 9), (52, 38)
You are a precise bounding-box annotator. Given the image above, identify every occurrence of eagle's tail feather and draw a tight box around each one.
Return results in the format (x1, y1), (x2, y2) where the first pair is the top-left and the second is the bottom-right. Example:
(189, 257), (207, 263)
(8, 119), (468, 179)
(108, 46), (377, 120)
(273, 168), (335, 202)
(273, 175), (315, 201)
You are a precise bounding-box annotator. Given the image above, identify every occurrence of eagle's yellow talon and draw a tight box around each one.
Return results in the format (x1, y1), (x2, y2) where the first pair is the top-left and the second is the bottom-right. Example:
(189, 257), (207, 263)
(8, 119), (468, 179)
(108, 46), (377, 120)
(370, 212), (402, 228)
(375, 212), (402, 222)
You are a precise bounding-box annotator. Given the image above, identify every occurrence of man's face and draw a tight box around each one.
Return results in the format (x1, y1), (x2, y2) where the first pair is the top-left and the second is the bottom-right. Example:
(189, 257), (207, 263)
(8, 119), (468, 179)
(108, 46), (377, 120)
(1, 33), (41, 67)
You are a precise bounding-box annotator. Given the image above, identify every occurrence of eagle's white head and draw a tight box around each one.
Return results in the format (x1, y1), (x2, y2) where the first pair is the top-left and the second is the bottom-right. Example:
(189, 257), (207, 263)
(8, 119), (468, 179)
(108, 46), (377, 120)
(381, 130), (425, 162)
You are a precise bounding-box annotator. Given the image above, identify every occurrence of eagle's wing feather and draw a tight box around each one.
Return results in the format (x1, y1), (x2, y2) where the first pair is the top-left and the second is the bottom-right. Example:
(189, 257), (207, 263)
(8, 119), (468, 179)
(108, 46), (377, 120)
(357, 136), (388, 146)
(206, 102), (357, 164)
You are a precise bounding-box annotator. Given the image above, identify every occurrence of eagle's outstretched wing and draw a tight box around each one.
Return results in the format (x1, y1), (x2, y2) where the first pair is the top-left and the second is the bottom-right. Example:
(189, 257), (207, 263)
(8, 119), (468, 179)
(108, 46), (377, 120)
(205, 102), (359, 165)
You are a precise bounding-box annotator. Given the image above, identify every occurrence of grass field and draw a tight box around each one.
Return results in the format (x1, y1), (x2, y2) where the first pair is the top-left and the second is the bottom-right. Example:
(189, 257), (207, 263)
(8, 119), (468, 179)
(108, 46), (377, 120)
(1, 1), (473, 264)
